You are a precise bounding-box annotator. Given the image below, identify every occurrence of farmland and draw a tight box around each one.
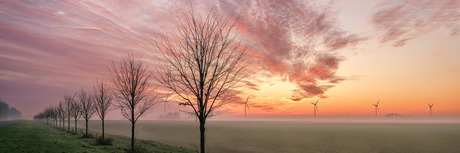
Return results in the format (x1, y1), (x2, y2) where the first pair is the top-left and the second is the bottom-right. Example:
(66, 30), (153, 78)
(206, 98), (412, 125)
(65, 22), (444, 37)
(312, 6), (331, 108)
(77, 119), (460, 153)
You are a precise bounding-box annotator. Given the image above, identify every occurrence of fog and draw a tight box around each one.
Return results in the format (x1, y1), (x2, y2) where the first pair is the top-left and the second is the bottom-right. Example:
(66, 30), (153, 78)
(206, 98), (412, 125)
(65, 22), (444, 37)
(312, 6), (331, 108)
(69, 117), (460, 153)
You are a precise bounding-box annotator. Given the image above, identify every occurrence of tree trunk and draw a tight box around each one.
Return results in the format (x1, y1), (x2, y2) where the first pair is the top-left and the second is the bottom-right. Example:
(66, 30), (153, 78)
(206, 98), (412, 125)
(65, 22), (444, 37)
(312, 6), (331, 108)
(131, 99), (135, 153)
(102, 118), (105, 140)
(85, 119), (88, 135)
(200, 118), (206, 153)
(74, 119), (78, 134)
(68, 117), (70, 132)
(131, 121), (135, 153)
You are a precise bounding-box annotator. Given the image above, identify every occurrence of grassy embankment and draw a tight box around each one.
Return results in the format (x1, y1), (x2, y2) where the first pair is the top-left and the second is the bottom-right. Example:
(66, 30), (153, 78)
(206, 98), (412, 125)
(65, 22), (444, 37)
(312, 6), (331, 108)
(0, 120), (193, 153)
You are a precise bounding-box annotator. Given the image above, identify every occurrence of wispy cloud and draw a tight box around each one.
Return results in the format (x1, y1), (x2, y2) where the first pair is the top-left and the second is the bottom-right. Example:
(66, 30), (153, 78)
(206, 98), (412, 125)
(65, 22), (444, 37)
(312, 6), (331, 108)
(198, 0), (367, 100)
(372, 0), (459, 47)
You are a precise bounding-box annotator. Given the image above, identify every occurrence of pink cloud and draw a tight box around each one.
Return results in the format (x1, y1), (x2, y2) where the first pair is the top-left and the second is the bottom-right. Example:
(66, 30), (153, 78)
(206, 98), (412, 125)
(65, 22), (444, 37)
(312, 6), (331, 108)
(372, 0), (460, 47)
(198, 0), (365, 100)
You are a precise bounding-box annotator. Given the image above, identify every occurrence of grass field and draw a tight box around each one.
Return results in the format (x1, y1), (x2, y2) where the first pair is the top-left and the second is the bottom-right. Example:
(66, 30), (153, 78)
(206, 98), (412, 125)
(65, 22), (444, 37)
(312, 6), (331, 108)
(0, 120), (193, 153)
(3, 120), (459, 153)
(78, 119), (460, 153)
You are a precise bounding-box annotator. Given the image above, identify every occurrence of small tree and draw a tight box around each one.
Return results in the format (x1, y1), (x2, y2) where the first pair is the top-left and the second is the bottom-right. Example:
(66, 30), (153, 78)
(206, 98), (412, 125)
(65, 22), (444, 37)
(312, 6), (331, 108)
(63, 93), (75, 132)
(44, 107), (52, 124)
(108, 54), (159, 152)
(58, 101), (65, 129)
(70, 96), (81, 134)
(155, 11), (251, 153)
(51, 107), (58, 128)
(77, 88), (96, 136)
(93, 80), (113, 141)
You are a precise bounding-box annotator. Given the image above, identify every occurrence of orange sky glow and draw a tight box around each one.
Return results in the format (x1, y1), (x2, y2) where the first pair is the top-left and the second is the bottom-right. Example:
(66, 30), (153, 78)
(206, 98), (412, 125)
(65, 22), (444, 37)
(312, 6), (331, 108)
(0, 0), (459, 119)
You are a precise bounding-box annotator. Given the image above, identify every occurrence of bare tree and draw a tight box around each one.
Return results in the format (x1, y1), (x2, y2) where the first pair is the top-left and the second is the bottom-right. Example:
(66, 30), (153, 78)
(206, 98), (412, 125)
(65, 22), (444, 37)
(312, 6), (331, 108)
(108, 54), (159, 152)
(93, 80), (113, 141)
(51, 106), (58, 128)
(43, 107), (51, 124)
(63, 93), (76, 132)
(77, 88), (96, 136)
(33, 111), (46, 122)
(70, 96), (81, 134)
(58, 101), (65, 129)
(155, 11), (251, 153)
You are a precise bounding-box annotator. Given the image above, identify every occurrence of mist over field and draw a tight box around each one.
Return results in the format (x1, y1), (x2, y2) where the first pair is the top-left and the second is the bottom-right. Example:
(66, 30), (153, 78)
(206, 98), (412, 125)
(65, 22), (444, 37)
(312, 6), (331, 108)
(72, 118), (460, 153)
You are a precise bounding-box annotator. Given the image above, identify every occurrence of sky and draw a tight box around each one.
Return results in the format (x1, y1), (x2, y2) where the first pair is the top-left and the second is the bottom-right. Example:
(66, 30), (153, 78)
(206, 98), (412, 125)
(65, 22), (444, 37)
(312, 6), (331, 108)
(0, 0), (459, 120)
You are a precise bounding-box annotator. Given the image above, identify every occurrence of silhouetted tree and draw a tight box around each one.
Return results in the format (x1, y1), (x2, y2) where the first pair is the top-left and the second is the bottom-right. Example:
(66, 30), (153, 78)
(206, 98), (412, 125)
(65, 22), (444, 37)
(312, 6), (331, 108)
(50, 107), (58, 128)
(108, 54), (159, 152)
(43, 107), (52, 124)
(58, 101), (65, 128)
(93, 80), (113, 141)
(77, 88), (96, 136)
(33, 111), (45, 121)
(70, 96), (82, 134)
(0, 99), (10, 120)
(8, 107), (21, 119)
(64, 93), (75, 132)
(155, 10), (251, 153)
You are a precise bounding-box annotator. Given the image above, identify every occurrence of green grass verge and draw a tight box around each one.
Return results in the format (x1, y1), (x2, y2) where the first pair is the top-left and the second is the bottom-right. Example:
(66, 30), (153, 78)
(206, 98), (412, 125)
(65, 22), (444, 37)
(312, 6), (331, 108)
(0, 120), (194, 153)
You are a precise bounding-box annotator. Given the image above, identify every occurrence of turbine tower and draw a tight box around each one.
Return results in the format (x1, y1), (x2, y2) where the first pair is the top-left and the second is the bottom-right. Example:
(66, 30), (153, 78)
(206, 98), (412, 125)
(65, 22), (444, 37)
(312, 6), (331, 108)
(162, 95), (170, 114)
(373, 100), (379, 117)
(244, 97), (250, 117)
(311, 99), (319, 118)
(428, 103), (434, 117)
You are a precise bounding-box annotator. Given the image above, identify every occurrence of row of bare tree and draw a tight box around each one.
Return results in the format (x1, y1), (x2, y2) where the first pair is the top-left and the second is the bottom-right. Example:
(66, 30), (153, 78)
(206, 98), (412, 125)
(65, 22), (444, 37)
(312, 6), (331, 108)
(34, 55), (157, 152)
(33, 81), (112, 140)
(34, 10), (250, 153)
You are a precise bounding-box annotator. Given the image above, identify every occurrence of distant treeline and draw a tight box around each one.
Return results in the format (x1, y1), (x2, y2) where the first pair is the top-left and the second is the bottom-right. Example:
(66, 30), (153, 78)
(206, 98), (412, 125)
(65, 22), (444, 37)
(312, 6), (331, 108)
(0, 98), (22, 120)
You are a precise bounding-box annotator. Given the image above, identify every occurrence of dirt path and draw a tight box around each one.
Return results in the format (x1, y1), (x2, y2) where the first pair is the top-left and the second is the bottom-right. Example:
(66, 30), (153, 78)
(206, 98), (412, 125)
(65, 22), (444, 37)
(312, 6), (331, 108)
(0, 120), (19, 127)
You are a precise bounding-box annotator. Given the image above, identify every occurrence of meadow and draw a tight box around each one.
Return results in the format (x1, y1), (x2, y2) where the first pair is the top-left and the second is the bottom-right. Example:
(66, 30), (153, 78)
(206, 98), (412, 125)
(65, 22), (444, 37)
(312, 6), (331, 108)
(0, 120), (192, 153)
(78, 119), (460, 153)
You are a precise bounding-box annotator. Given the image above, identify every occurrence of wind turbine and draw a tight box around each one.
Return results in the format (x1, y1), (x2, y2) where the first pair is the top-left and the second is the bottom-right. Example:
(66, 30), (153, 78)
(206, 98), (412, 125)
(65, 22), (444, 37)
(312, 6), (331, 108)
(373, 100), (380, 117)
(428, 103), (434, 117)
(162, 94), (171, 114)
(244, 97), (250, 117)
(311, 99), (319, 118)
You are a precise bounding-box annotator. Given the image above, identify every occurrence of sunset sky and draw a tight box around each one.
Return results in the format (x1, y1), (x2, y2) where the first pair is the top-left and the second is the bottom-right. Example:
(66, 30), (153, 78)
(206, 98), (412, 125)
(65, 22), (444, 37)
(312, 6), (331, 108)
(1, 0), (459, 120)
